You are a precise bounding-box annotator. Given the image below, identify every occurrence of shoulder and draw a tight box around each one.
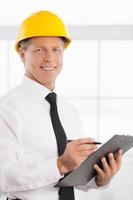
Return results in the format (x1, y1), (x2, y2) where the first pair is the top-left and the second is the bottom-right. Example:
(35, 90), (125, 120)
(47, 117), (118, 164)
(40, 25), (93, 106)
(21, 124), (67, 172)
(0, 84), (26, 108)
(0, 85), (27, 122)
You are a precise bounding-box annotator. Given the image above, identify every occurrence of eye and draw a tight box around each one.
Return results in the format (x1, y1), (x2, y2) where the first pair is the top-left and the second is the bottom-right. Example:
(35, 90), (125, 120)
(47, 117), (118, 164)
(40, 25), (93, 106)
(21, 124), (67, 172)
(53, 48), (62, 53)
(53, 48), (59, 52)
(36, 48), (42, 52)
(34, 47), (43, 53)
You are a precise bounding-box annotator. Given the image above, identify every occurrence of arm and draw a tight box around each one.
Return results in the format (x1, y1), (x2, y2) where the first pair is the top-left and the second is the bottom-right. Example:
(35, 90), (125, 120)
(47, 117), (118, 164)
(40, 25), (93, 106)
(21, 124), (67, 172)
(0, 107), (62, 193)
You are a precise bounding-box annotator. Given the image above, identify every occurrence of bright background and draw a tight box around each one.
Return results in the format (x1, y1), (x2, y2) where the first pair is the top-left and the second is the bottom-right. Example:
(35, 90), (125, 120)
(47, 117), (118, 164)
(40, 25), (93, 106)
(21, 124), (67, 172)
(0, 0), (133, 199)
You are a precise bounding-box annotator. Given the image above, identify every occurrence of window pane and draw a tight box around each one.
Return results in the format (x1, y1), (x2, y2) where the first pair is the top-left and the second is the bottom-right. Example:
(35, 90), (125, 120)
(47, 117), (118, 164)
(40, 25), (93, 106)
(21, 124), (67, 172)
(99, 99), (133, 153)
(100, 41), (133, 97)
(56, 40), (98, 97)
(0, 41), (9, 96)
(9, 41), (24, 90)
(67, 98), (98, 139)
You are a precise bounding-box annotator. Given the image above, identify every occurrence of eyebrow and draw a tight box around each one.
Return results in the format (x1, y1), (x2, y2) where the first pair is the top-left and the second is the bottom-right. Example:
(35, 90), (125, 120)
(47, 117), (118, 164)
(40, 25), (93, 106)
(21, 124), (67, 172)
(34, 45), (63, 49)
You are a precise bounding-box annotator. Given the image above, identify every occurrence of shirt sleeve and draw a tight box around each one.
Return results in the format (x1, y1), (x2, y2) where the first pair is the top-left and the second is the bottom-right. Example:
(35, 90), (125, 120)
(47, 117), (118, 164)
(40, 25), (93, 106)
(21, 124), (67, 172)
(75, 178), (109, 191)
(0, 106), (62, 193)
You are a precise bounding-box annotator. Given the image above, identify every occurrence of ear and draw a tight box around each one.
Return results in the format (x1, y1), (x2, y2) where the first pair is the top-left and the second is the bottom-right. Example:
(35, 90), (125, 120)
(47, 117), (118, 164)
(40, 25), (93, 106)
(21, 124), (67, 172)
(18, 47), (25, 63)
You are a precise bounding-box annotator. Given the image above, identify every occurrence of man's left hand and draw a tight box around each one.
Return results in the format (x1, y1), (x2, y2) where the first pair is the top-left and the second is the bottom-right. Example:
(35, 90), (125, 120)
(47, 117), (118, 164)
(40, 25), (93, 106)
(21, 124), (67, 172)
(94, 149), (122, 187)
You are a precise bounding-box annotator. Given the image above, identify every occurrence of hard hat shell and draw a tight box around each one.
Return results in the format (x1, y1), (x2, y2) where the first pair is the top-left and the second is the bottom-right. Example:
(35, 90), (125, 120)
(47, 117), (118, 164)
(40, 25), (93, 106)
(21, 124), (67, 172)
(15, 10), (71, 52)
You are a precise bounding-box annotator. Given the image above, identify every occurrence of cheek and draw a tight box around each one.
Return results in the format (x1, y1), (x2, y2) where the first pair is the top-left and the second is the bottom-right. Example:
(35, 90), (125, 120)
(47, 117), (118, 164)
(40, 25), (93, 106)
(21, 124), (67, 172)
(24, 58), (37, 74)
(57, 56), (63, 68)
(27, 56), (41, 69)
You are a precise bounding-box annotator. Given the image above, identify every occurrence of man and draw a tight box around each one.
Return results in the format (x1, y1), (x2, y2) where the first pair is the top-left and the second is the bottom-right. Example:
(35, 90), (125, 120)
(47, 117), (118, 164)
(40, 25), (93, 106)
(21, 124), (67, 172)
(0, 11), (122, 200)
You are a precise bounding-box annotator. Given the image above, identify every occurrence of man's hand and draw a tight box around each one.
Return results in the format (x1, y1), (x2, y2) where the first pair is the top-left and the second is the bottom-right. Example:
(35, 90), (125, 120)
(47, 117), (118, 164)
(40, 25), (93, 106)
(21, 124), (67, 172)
(57, 138), (97, 175)
(94, 149), (123, 187)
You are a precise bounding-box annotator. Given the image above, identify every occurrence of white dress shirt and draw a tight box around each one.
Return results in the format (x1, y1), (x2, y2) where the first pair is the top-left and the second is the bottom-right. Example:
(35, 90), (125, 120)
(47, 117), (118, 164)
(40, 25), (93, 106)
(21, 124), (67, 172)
(0, 76), (98, 200)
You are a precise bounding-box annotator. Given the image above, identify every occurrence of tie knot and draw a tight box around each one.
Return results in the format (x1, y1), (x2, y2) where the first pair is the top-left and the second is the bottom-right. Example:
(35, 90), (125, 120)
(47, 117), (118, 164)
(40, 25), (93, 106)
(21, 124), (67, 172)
(45, 92), (57, 106)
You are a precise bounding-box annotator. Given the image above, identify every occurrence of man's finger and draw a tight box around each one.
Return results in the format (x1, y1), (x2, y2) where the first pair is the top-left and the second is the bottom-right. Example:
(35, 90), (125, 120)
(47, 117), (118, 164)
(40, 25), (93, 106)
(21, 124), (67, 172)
(77, 144), (97, 151)
(115, 149), (123, 169)
(94, 164), (104, 177)
(75, 138), (95, 145)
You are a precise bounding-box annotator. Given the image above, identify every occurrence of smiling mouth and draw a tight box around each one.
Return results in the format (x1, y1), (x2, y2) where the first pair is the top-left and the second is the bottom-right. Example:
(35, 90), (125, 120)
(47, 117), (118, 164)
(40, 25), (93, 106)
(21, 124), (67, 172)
(40, 66), (56, 71)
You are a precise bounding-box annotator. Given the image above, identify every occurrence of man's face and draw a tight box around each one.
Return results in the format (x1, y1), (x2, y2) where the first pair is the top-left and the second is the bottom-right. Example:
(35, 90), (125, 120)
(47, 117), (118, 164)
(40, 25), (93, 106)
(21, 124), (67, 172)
(19, 36), (64, 90)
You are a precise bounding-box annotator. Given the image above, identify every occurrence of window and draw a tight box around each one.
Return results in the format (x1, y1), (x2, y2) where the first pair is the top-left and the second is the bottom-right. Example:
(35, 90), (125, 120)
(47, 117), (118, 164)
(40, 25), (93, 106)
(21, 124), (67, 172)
(0, 24), (133, 200)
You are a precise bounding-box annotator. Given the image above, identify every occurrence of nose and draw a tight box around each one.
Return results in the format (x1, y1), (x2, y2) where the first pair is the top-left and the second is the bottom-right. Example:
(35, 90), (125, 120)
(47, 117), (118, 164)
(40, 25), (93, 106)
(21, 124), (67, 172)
(43, 49), (54, 63)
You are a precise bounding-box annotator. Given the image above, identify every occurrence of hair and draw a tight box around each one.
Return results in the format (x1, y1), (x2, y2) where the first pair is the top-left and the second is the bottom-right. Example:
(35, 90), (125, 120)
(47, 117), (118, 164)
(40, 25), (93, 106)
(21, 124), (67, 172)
(18, 38), (32, 51)
(61, 37), (68, 45)
(18, 36), (67, 51)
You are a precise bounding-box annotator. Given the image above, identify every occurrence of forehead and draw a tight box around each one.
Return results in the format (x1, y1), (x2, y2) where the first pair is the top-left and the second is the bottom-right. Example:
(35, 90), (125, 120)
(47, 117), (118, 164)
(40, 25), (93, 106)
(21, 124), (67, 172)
(30, 36), (63, 47)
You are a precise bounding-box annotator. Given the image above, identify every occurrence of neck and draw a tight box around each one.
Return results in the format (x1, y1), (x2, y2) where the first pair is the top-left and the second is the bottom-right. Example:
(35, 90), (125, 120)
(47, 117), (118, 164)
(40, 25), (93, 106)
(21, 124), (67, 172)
(25, 73), (55, 91)
(44, 81), (55, 91)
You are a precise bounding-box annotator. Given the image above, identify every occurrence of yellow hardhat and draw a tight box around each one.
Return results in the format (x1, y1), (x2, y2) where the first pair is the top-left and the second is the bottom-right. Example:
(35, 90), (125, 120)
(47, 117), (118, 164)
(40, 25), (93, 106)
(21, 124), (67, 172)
(15, 10), (71, 52)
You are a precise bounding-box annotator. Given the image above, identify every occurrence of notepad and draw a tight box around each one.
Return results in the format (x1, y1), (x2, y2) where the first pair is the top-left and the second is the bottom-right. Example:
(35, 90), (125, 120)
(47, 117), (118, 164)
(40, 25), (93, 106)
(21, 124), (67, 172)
(55, 134), (133, 187)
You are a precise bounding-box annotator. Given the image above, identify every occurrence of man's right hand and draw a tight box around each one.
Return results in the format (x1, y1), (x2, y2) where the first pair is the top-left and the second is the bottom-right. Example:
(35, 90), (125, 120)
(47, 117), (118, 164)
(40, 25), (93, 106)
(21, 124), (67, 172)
(57, 138), (98, 175)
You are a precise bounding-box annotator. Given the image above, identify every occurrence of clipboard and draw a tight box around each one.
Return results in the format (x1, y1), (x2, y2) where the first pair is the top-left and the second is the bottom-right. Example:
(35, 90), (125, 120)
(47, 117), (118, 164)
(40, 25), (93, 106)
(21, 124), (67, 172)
(55, 134), (133, 187)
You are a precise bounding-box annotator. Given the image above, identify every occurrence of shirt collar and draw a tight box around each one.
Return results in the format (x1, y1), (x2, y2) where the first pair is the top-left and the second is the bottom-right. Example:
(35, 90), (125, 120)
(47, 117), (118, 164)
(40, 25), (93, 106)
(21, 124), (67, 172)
(21, 75), (53, 102)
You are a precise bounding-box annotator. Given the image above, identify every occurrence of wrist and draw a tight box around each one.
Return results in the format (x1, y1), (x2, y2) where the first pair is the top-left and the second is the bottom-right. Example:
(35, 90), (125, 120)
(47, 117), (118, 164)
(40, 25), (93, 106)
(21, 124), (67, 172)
(95, 177), (111, 187)
(57, 156), (69, 175)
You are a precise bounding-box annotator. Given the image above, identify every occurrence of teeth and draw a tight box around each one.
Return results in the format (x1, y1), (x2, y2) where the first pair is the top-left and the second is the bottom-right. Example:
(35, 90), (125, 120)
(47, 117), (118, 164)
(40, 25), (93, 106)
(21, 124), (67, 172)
(40, 66), (55, 71)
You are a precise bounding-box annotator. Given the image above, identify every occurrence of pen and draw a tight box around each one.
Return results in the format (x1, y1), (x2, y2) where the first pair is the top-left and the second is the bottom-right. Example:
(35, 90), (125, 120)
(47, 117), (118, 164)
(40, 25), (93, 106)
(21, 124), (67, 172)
(66, 139), (102, 145)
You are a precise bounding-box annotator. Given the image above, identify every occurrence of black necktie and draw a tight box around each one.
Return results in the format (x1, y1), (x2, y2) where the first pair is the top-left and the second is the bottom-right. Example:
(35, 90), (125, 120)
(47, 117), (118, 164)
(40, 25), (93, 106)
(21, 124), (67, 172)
(45, 92), (75, 200)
